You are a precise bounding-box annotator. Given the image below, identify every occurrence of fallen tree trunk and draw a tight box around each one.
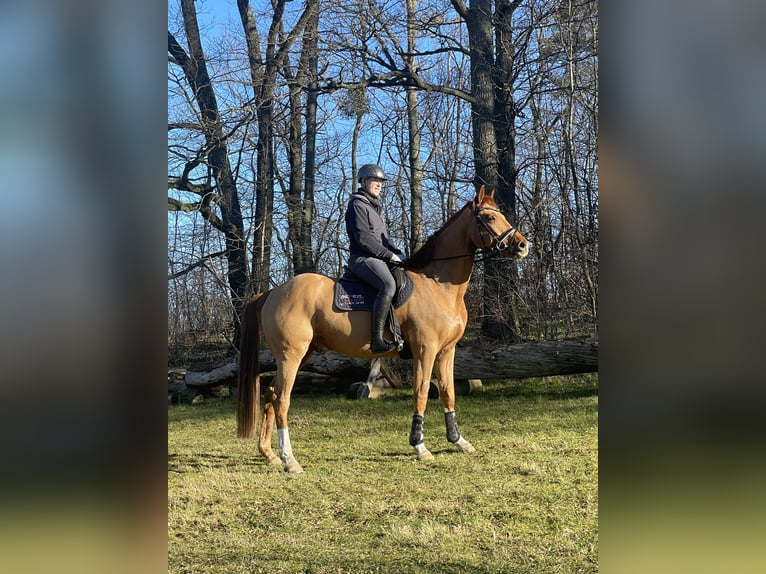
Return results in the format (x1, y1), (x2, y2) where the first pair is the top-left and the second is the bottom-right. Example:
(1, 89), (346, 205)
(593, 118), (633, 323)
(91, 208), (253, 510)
(453, 339), (598, 379)
(172, 338), (597, 390)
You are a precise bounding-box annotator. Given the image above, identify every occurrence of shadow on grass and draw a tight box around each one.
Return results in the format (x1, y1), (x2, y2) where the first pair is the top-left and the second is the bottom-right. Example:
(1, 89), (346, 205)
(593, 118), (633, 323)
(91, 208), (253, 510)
(522, 387), (599, 400)
(167, 397), (235, 422)
(168, 451), (267, 473)
(252, 552), (506, 574)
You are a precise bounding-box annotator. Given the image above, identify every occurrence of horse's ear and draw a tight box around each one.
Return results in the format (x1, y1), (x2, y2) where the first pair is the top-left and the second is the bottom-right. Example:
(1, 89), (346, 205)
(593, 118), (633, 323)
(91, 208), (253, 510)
(476, 185), (486, 204)
(489, 188), (496, 200)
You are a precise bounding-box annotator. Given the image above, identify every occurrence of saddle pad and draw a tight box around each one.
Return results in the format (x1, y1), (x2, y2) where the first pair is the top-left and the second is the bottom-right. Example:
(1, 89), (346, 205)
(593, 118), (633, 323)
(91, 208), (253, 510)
(333, 271), (414, 312)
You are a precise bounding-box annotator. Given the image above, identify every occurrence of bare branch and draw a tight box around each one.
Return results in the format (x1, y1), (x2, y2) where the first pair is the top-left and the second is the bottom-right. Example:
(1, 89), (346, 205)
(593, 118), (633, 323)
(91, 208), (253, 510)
(167, 197), (201, 212)
(321, 72), (474, 105)
(167, 176), (211, 196)
(168, 250), (229, 280)
(450, 0), (469, 20)
(167, 31), (191, 73)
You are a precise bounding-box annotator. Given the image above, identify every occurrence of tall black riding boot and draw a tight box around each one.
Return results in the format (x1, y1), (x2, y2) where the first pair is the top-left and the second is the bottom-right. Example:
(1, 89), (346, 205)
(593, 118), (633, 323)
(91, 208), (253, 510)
(370, 292), (397, 355)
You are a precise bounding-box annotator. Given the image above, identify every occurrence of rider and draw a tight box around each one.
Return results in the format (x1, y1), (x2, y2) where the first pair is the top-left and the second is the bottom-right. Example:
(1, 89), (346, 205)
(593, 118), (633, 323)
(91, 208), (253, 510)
(344, 163), (405, 355)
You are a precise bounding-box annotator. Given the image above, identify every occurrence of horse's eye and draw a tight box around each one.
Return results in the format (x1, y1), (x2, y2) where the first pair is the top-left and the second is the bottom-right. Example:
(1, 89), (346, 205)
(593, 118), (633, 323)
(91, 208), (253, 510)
(485, 215), (495, 223)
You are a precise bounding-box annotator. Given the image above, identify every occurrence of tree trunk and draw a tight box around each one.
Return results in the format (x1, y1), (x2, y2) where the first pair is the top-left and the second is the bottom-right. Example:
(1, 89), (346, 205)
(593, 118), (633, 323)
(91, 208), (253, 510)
(302, 1), (319, 273)
(237, 0), (273, 294)
(481, 0), (523, 343)
(286, 68), (307, 275)
(283, 0), (319, 276)
(406, 0), (424, 253)
(237, 0), (316, 291)
(175, 339), (598, 390)
(171, 0), (249, 345)
(530, 95), (555, 338)
(453, 339), (597, 379)
(494, 0), (522, 207)
(458, 0), (514, 341)
(465, 0), (498, 191)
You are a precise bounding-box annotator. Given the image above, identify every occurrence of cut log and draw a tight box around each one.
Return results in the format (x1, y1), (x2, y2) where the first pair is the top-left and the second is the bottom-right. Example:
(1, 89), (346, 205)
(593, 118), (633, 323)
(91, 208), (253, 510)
(171, 338), (597, 391)
(455, 379), (484, 395)
(453, 339), (597, 380)
(180, 350), (370, 389)
(184, 362), (237, 387)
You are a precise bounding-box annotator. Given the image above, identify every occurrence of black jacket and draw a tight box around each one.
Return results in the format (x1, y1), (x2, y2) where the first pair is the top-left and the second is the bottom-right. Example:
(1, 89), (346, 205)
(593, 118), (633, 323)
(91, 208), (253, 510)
(344, 190), (402, 260)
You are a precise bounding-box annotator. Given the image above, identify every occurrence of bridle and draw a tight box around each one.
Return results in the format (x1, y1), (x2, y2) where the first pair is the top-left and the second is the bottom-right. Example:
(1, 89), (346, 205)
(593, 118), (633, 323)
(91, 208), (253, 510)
(426, 205), (520, 263)
(474, 206), (519, 256)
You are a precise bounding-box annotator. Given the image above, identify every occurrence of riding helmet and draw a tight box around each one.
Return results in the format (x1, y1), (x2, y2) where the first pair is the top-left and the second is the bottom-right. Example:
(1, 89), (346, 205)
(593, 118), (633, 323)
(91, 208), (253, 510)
(357, 163), (386, 183)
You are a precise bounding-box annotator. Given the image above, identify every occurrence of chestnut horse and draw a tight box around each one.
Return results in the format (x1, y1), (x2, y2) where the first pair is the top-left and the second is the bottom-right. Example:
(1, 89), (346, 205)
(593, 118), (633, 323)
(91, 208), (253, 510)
(237, 187), (529, 473)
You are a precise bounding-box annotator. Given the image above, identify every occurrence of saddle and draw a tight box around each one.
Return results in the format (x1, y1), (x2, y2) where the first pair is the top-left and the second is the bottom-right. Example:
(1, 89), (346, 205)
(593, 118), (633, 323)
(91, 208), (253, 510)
(333, 266), (414, 311)
(333, 266), (414, 353)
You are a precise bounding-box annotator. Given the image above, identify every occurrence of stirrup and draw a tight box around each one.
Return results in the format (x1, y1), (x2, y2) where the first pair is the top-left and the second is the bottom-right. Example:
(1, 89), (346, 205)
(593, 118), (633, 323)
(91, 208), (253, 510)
(371, 339), (397, 354)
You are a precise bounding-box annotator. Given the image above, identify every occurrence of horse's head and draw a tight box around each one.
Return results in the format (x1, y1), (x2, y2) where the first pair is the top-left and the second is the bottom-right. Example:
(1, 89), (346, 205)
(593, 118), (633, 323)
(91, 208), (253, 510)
(471, 186), (529, 260)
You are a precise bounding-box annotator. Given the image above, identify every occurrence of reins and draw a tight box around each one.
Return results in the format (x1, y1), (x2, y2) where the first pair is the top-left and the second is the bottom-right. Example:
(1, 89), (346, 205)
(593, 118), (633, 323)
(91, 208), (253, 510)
(426, 250), (504, 263)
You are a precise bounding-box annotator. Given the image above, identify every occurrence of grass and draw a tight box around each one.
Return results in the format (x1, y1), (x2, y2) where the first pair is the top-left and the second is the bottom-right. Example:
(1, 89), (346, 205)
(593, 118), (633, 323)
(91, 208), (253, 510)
(169, 374), (598, 573)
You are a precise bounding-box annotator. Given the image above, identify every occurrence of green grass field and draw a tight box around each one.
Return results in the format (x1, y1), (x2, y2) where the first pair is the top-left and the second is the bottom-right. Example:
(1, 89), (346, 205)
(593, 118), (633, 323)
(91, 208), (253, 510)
(169, 374), (598, 573)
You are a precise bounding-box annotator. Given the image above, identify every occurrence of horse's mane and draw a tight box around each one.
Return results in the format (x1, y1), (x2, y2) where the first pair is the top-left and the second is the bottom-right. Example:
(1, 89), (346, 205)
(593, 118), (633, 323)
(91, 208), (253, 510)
(405, 201), (474, 271)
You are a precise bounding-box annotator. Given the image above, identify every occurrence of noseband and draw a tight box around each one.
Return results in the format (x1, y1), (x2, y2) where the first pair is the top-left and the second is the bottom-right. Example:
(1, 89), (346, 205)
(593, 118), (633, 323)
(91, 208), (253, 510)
(475, 207), (518, 255)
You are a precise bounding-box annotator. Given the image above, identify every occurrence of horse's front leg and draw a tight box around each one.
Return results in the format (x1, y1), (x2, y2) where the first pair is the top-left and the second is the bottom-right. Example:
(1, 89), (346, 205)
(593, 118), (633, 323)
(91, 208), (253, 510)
(410, 348), (437, 461)
(435, 346), (476, 454)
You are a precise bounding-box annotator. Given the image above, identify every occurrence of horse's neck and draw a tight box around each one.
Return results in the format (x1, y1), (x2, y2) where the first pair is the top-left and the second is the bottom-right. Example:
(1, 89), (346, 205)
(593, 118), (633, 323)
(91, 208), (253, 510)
(420, 212), (476, 291)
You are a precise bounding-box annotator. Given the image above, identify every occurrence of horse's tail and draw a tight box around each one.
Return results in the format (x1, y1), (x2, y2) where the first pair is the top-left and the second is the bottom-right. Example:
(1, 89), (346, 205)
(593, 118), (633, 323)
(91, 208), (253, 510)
(237, 290), (271, 439)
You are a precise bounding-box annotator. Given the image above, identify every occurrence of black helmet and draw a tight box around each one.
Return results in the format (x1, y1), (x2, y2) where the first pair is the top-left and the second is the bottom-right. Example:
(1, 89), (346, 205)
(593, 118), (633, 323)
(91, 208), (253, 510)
(357, 164), (386, 183)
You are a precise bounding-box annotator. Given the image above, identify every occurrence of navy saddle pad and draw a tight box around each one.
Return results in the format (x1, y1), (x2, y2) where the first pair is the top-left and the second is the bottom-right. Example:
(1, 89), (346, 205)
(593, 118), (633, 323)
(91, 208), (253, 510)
(333, 269), (414, 312)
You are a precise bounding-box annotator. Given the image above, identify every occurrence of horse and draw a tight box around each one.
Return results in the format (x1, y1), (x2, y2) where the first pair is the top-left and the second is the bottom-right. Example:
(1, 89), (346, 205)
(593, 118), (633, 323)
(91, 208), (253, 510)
(236, 186), (529, 473)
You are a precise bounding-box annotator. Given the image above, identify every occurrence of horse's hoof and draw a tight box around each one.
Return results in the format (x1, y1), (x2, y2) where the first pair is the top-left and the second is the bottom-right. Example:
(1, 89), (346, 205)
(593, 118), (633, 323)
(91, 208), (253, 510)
(284, 459), (304, 474)
(416, 450), (434, 461)
(266, 456), (282, 467)
(356, 382), (372, 399)
(455, 437), (476, 454)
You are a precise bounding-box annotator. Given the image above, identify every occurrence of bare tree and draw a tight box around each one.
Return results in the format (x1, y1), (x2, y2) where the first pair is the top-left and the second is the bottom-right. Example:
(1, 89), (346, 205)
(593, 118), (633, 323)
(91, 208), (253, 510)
(236, 0), (316, 291)
(168, 0), (249, 347)
(281, 0), (320, 275)
(167, 0), (599, 365)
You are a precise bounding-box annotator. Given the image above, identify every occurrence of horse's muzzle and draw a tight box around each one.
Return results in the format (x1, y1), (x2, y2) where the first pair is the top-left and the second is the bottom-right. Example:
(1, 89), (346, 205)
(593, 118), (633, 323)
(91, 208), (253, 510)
(499, 229), (528, 260)
(513, 239), (529, 259)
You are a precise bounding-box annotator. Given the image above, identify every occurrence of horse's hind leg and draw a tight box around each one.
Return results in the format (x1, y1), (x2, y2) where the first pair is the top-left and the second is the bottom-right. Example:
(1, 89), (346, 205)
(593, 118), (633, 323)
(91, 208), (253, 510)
(258, 383), (281, 467)
(272, 353), (306, 474)
(435, 346), (476, 454)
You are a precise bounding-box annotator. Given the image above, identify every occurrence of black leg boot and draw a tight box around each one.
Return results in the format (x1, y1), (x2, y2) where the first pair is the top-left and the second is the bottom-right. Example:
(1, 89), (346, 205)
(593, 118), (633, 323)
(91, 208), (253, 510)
(370, 292), (397, 355)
